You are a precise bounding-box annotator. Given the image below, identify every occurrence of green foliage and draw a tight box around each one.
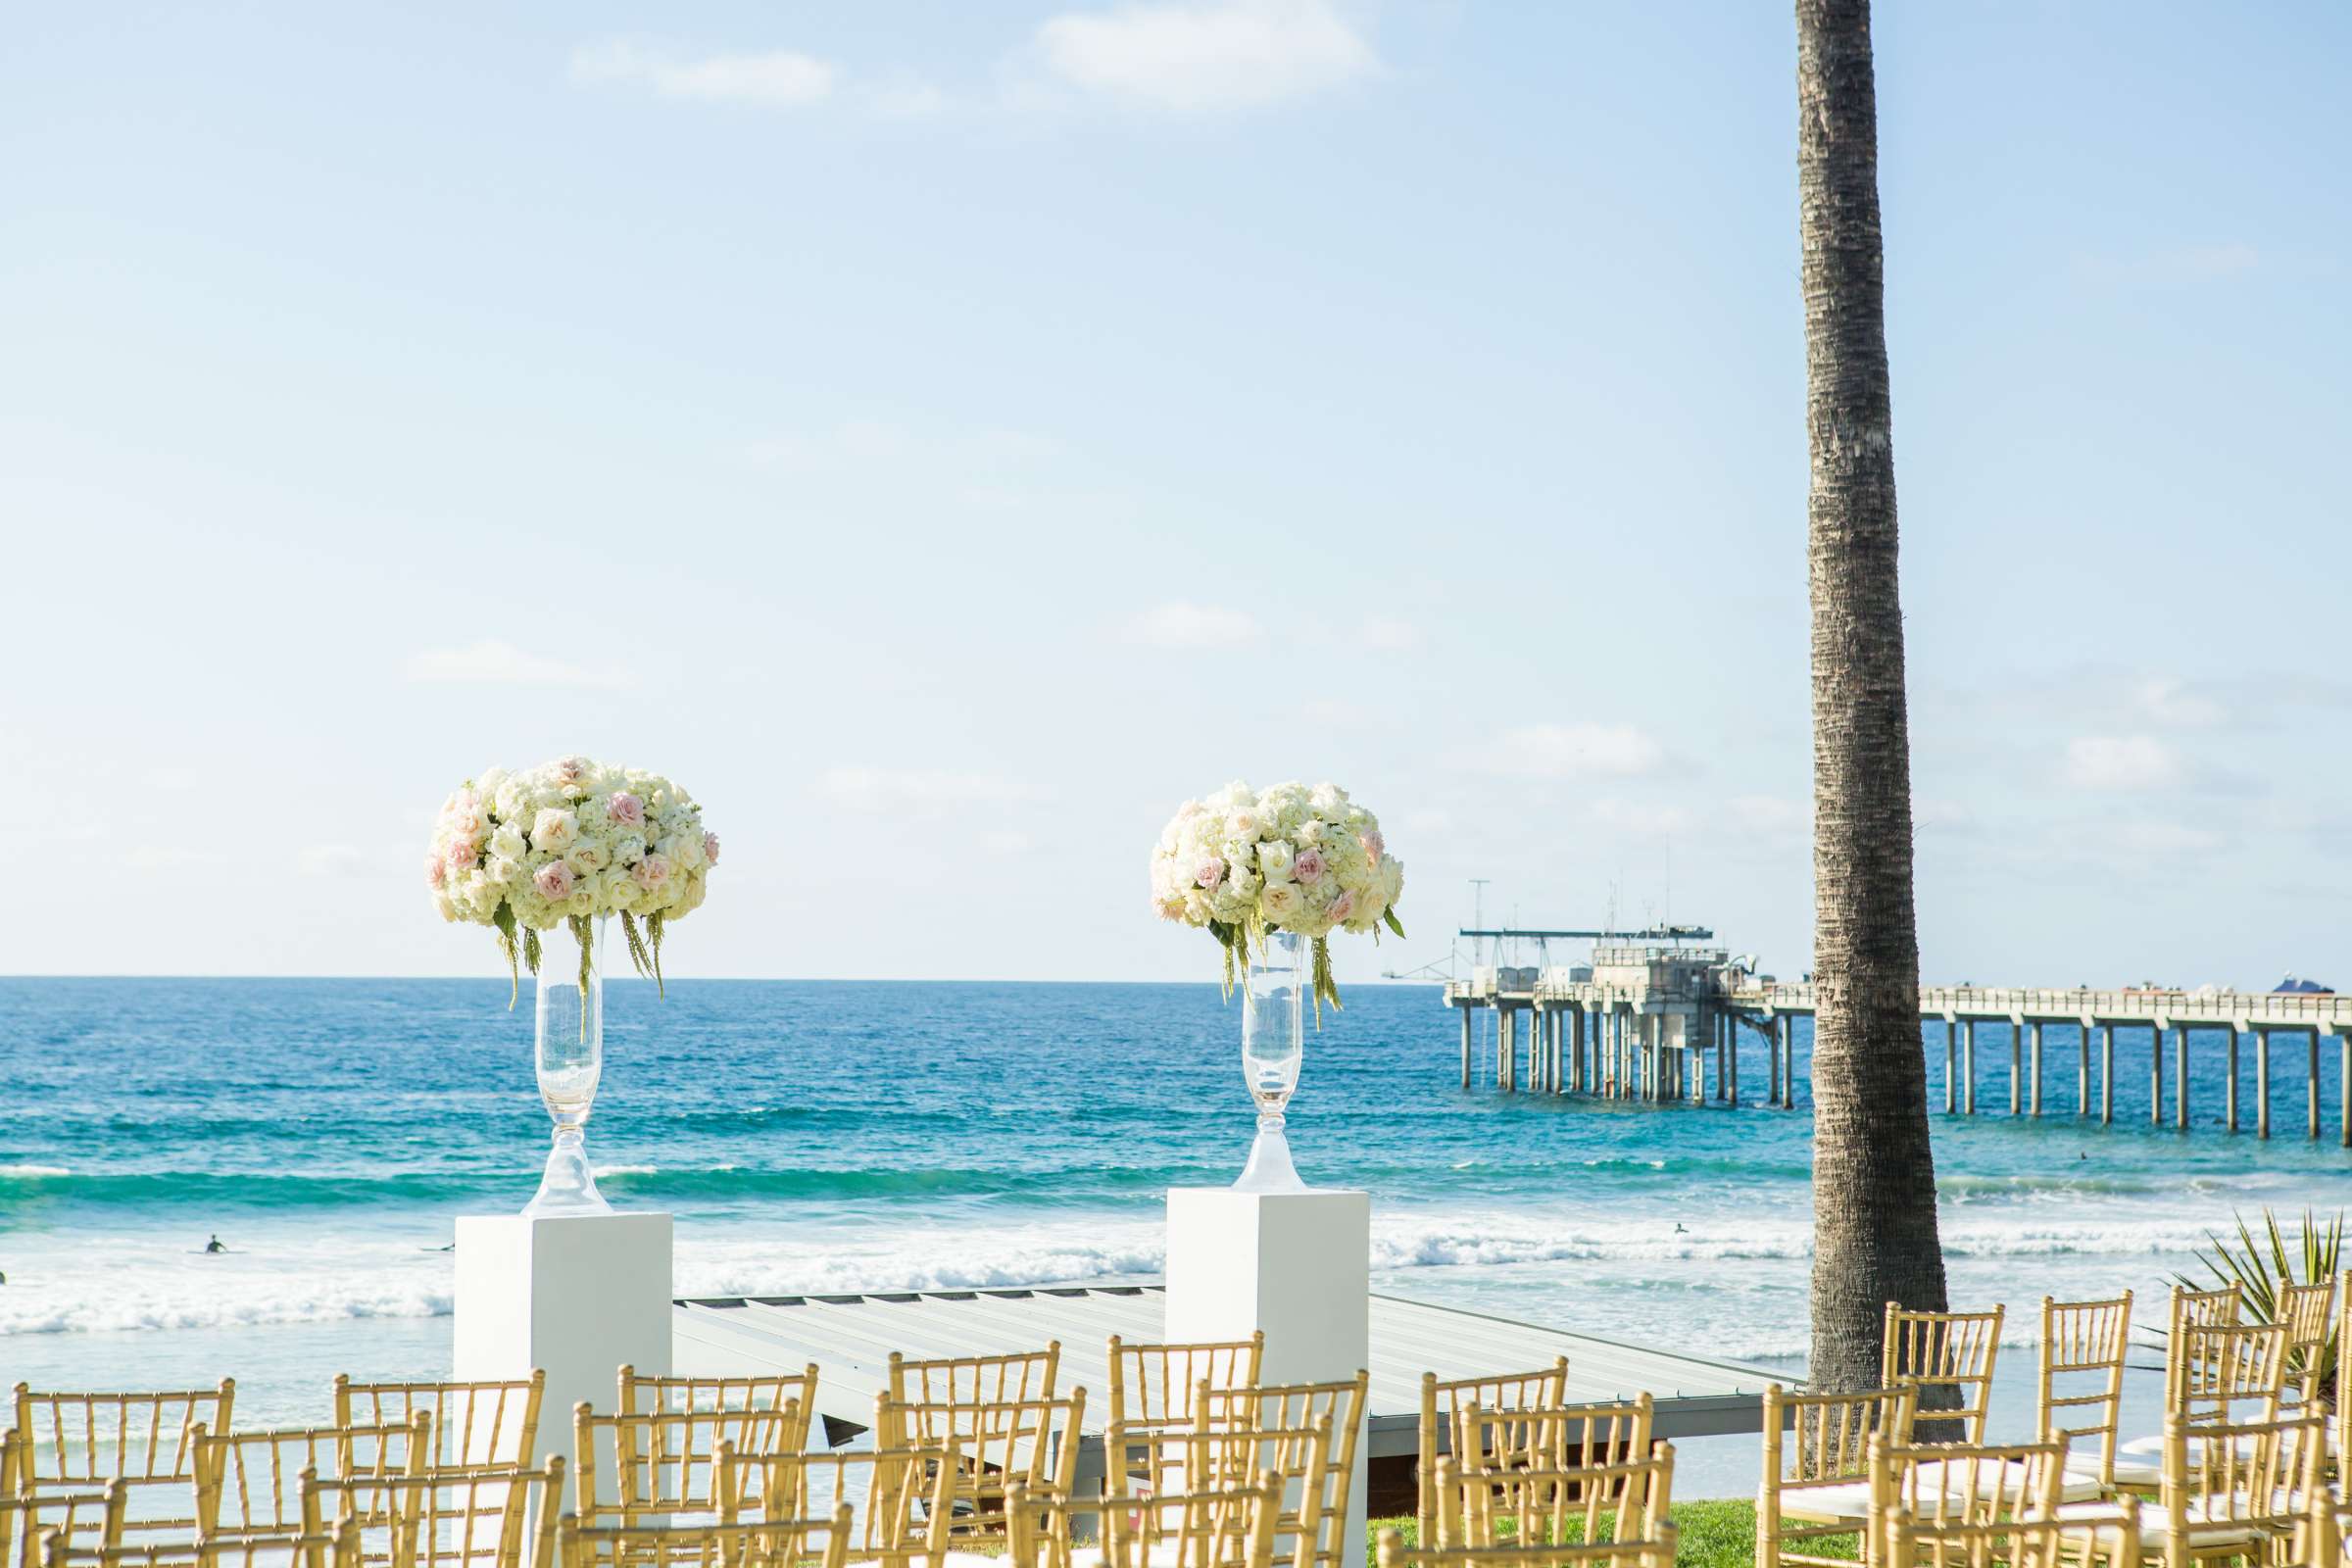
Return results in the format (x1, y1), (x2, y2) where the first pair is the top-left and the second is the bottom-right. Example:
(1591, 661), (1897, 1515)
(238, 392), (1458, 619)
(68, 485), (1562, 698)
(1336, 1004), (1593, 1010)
(522, 927), (542, 977)
(491, 902), (520, 1008)
(1365, 1500), (1774, 1568)
(2180, 1206), (2343, 1402)
(620, 910), (656, 986)
(647, 911), (665, 997)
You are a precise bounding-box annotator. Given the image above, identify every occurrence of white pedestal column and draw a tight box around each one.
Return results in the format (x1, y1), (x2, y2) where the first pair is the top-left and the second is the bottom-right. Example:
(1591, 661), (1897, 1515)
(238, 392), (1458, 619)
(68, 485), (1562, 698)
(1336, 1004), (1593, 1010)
(455, 1211), (674, 1482)
(1165, 1189), (1371, 1559)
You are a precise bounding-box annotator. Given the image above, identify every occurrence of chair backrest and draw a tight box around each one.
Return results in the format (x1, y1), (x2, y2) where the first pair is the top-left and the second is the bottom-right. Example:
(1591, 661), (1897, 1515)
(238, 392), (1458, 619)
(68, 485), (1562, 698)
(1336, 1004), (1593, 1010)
(872, 1393), (1086, 1541)
(334, 1375), (546, 1472)
(194, 1417), (430, 1537)
(1374, 1525), (1676, 1568)
(2166, 1321), (2286, 1427)
(301, 1459), (565, 1568)
(1865, 1436), (2064, 1535)
(1003, 1475), (1279, 1568)
(1758, 1383), (1917, 1568)
(2034, 1292), (2131, 1488)
(1881, 1305), (2002, 1444)
(1442, 1445), (1674, 1551)
(885, 1346), (1058, 1413)
(2156, 1407), (2328, 1554)
(716, 1415), (956, 1561)
(555, 1504), (850, 1568)
(1201, 1376), (1365, 1568)
(571, 1405), (796, 1528)
(2161, 1283), (2242, 1403)
(1181, 1415), (1330, 1568)
(1106, 1335), (1262, 1432)
(2273, 1277), (2336, 1410)
(3, 1486), (119, 1568)
(1880, 1504), (2136, 1568)
(615, 1369), (814, 1453)
(44, 1518), (365, 1568)
(1413, 1362), (1570, 1546)
(1454, 1397), (1652, 1479)
(10, 1384), (236, 1516)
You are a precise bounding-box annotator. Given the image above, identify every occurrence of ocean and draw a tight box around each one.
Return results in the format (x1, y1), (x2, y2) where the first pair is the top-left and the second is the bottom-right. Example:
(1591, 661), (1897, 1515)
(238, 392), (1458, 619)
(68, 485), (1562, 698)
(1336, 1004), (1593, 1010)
(2, 976), (2344, 1494)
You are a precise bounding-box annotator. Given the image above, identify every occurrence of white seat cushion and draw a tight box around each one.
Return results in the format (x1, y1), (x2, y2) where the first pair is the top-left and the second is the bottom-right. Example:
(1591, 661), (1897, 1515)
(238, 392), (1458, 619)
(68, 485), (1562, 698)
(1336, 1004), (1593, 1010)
(1905, 1456), (2105, 1507)
(2056, 1496), (2265, 1547)
(1773, 1480), (1873, 1523)
(2064, 1450), (2161, 1489)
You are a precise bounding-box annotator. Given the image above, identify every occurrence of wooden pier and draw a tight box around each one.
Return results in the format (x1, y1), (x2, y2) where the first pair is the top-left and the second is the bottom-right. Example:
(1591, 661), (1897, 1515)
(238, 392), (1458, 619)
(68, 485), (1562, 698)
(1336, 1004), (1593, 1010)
(1444, 940), (2352, 1145)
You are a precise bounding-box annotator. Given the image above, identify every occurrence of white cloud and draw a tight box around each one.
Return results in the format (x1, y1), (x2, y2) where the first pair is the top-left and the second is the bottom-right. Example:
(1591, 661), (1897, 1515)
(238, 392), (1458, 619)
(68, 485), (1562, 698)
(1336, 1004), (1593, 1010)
(1591, 799), (1690, 840)
(1126, 601), (1264, 649)
(866, 74), (952, 120)
(2061, 734), (2180, 793)
(405, 641), (627, 690)
(570, 41), (836, 107)
(1479, 722), (1666, 780)
(298, 845), (369, 877)
(819, 767), (1037, 813)
(1036, 0), (1379, 114)
(2134, 676), (2228, 729)
(1729, 795), (1807, 834)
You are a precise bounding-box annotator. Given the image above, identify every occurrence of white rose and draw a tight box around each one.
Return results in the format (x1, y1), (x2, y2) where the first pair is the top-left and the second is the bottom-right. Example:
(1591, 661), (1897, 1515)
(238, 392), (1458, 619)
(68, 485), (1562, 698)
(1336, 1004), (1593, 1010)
(488, 857), (522, 886)
(1257, 840), (1295, 882)
(564, 841), (608, 875)
(490, 824), (527, 861)
(531, 808), (578, 854)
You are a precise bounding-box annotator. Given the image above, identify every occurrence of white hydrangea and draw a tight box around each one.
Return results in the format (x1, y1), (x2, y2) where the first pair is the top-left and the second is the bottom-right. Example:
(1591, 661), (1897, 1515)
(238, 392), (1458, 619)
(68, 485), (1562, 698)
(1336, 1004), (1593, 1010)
(426, 756), (719, 995)
(1148, 779), (1403, 1009)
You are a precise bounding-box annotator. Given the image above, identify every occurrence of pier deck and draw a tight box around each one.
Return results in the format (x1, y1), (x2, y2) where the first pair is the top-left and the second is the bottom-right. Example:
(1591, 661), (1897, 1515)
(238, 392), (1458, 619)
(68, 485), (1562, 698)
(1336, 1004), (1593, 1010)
(1444, 944), (2352, 1144)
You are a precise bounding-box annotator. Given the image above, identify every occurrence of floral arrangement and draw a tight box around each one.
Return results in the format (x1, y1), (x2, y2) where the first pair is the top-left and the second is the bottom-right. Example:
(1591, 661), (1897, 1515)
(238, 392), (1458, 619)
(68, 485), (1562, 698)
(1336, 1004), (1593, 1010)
(426, 755), (717, 999)
(1150, 779), (1403, 1011)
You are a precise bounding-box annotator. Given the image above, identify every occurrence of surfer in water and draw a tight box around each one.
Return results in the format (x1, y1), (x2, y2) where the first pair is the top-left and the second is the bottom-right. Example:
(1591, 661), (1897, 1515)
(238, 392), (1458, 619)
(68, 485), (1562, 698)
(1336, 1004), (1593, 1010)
(204, 1235), (225, 1254)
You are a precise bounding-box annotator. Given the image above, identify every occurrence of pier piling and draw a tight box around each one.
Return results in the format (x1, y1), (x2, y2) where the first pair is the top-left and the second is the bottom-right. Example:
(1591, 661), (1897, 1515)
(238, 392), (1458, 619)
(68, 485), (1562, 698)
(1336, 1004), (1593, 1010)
(1963, 1020), (1978, 1115)
(2228, 1029), (2239, 1132)
(2011, 1023), (2024, 1116)
(2177, 1028), (2189, 1130)
(1943, 1018), (1956, 1113)
(1459, 1005), (1471, 1090)
(2030, 1022), (2043, 1116)
(2149, 1026), (2163, 1127)
(2309, 1031), (2321, 1141)
(2099, 1024), (2113, 1124)
(2257, 1028), (2272, 1140)
(2077, 1024), (2089, 1118)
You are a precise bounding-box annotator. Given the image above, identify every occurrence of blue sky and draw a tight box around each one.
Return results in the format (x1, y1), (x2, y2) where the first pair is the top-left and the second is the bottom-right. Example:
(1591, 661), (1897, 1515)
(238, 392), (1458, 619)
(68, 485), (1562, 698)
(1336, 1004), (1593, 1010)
(3, 1), (2346, 986)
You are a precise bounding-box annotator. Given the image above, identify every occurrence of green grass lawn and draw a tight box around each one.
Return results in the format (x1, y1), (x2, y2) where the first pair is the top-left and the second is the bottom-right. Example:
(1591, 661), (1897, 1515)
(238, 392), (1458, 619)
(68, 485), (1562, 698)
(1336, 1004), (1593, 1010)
(1368, 1501), (1860, 1568)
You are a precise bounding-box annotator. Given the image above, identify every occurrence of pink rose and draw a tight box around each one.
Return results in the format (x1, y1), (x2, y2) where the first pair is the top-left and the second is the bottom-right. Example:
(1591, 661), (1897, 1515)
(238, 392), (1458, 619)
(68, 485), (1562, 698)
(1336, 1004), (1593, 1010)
(633, 854), (672, 890)
(1292, 847), (1326, 883)
(702, 831), (720, 865)
(554, 756), (590, 790)
(1195, 856), (1226, 890)
(425, 855), (447, 890)
(1360, 829), (1384, 866)
(607, 792), (645, 827)
(534, 861), (575, 901)
(445, 838), (478, 871)
(1328, 890), (1356, 923)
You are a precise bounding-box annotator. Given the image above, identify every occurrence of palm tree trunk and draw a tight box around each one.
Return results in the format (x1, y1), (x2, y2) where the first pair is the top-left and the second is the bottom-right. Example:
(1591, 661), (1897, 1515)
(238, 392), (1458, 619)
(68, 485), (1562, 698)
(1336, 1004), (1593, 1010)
(1794, 0), (1950, 1394)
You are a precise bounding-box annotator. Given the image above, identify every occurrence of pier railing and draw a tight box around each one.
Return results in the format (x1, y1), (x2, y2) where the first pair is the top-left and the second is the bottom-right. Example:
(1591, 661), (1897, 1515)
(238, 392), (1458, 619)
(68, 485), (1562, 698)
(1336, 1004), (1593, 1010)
(1444, 976), (2352, 1029)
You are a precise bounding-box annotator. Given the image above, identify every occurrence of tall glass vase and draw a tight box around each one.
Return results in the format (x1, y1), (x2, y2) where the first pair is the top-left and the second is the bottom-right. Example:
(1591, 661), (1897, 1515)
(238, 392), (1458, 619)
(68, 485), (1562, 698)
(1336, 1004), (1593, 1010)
(524, 915), (612, 1217)
(1234, 929), (1308, 1193)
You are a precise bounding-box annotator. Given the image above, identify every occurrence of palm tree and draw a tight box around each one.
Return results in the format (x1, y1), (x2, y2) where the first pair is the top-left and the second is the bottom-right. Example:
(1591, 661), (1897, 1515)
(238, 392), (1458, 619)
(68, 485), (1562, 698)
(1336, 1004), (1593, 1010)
(1794, 0), (1950, 1393)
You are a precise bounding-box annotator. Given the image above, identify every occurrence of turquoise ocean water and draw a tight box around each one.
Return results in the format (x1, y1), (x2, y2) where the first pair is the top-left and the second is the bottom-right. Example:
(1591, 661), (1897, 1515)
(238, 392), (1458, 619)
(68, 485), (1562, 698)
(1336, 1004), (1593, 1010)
(3, 975), (2346, 1486)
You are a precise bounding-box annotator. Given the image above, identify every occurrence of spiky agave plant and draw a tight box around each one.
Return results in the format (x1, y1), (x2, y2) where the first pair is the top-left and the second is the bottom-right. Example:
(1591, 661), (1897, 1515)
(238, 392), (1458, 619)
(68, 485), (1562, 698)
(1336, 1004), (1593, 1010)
(2176, 1207), (2344, 1407)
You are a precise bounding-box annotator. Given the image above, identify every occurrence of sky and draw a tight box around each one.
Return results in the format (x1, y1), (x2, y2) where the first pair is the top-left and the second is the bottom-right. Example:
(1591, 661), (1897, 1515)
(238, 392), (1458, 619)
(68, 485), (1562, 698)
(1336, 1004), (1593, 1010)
(2, 1), (2347, 988)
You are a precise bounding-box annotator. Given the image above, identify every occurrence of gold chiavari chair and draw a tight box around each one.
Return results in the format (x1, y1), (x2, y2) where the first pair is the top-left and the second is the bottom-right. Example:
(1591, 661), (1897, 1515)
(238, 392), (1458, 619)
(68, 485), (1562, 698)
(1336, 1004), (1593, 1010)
(194, 1418), (431, 1541)
(1104, 1339), (1260, 1500)
(1001, 1475), (1279, 1568)
(333, 1378), (546, 1475)
(1413, 1362), (1569, 1551)
(554, 1504), (850, 1568)
(871, 1394), (1085, 1544)
(615, 1373), (814, 1455)
(2036, 1293), (2134, 1492)
(2114, 1318), (2288, 1483)
(45, 1518), (366, 1568)
(1198, 1375), (1365, 1568)
(1453, 1397), (1652, 1482)
(1883, 1305), (2003, 1446)
(2159, 1286), (2242, 1398)
(571, 1406), (797, 1534)
(1880, 1503), (2138, 1568)
(1374, 1525), (1676, 1568)
(1864, 1435), (2070, 1543)
(6, 1426), (22, 1499)
(1178, 1415), (1330, 1568)
(5, 1486), (121, 1568)
(11, 1385), (236, 1541)
(2274, 1277), (2337, 1415)
(885, 1348), (1058, 1418)
(1439, 1445), (1674, 1552)
(1756, 1382), (1917, 1568)
(2138, 1408), (2328, 1565)
(714, 1414), (956, 1565)
(300, 1459), (566, 1568)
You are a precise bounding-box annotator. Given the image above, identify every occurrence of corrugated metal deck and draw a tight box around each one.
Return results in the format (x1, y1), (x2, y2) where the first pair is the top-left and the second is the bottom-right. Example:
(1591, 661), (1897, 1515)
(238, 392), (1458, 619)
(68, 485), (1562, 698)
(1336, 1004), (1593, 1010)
(671, 1282), (1773, 1461)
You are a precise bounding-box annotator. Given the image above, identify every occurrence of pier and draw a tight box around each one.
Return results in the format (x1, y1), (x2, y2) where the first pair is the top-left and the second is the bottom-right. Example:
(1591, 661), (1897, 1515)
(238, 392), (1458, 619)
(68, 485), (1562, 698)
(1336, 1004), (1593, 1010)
(1442, 929), (2352, 1144)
